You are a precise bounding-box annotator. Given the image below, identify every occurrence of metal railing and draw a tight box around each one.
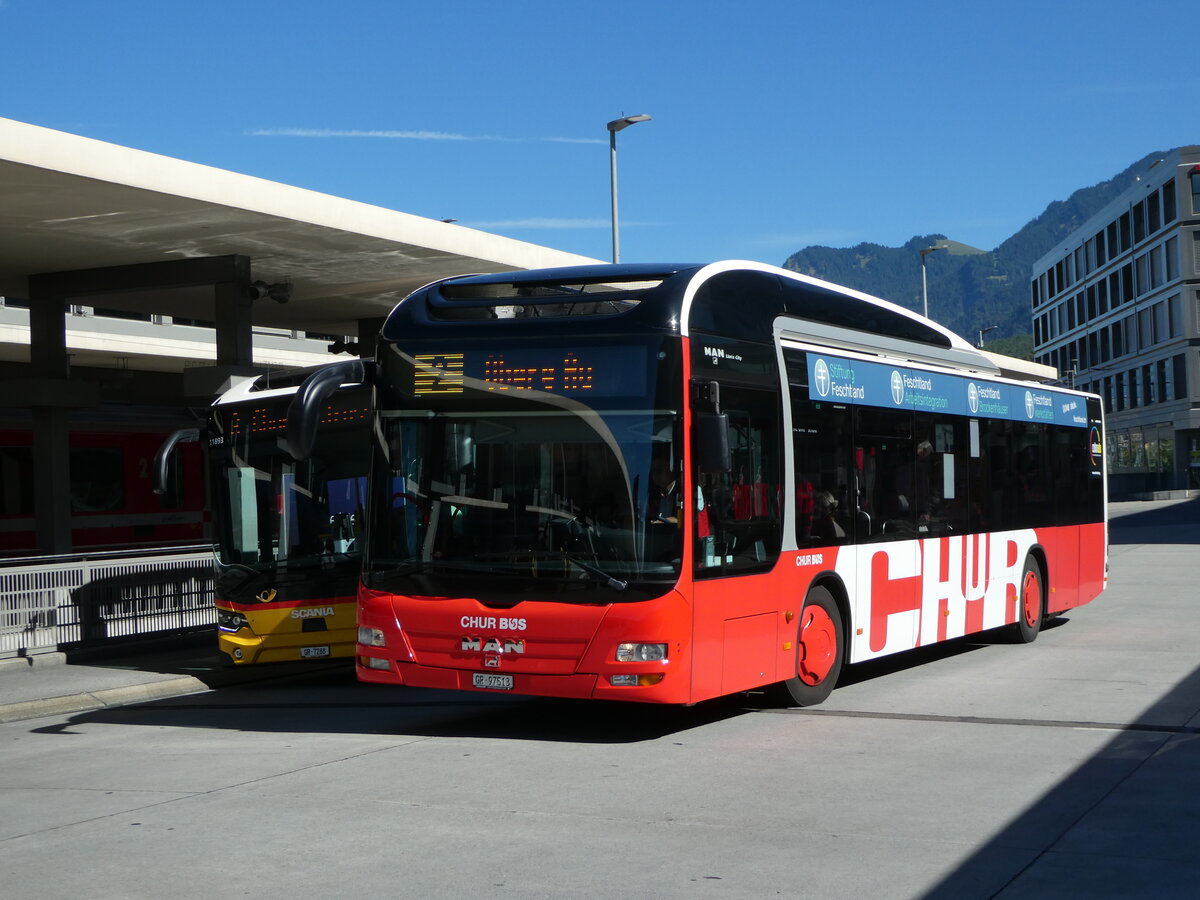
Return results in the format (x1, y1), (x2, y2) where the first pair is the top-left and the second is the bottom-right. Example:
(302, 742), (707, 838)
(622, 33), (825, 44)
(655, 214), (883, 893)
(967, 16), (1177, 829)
(0, 545), (216, 659)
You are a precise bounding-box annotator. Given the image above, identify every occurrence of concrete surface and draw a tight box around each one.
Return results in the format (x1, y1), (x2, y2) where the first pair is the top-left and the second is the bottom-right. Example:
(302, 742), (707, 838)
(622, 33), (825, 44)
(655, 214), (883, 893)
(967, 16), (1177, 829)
(0, 497), (1197, 899)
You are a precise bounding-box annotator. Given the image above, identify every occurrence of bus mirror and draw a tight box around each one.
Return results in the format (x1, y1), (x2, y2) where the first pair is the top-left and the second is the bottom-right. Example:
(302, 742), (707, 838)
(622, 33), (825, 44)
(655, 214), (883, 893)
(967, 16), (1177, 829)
(152, 428), (199, 495)
(287, 359), (369, 461)
(696, 413), (732, 473)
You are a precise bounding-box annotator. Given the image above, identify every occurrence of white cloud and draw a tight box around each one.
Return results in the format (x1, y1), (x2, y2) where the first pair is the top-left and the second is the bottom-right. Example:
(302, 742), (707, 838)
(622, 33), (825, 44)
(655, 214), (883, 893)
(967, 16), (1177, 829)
(464, 218), (666, 230)
(249, 128), (603, 145)
(463, 218), (610, 230)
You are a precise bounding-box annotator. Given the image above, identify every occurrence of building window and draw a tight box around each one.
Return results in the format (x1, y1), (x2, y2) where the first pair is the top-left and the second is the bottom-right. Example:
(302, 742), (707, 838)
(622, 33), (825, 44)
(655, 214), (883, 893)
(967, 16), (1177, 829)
(1190, 170), (1200, 215)
(1148, 192), (1161, 234)
(1168, 294), (1181, 339)
(1150, 245), (1162, 289)
(1154, 301), (1169, 345)
(1133, 201), (1147, 244)
(1163, 179), (1177, 224)
(1174, 354), (1189, 400)
(1135, 254), (1148, 296)
(1119, 212), (1131, 251)
(1166, 236), (1178, 281)
(1139, 308), (1154, 350)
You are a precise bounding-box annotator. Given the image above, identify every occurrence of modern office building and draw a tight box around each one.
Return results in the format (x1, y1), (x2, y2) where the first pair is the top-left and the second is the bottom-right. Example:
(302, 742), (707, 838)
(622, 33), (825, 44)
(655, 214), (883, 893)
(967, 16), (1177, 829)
(1031, 147), (1200, 497)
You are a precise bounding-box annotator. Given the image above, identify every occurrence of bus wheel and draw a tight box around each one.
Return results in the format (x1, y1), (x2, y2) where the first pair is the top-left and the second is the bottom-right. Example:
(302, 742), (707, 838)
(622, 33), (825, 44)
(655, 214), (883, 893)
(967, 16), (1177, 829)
(770, 586), (843, 707)
(1012, 558), (1044, 644)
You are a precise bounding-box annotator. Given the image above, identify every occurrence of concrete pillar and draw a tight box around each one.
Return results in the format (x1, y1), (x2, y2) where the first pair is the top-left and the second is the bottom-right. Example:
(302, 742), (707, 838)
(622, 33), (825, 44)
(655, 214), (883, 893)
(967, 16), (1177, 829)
(27, 290), (73, 554)
(214, 278), (254, 367)
(357, 317), (385, 358)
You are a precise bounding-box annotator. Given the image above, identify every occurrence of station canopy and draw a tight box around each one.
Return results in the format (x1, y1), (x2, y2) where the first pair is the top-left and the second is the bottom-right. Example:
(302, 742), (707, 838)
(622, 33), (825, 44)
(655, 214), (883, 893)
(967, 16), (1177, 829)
(0, 117), (599, 337)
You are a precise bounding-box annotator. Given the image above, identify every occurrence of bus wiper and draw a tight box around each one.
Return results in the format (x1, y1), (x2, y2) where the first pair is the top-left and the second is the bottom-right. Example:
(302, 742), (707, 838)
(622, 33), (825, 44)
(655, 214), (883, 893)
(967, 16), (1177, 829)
(560, 554), (628, 591)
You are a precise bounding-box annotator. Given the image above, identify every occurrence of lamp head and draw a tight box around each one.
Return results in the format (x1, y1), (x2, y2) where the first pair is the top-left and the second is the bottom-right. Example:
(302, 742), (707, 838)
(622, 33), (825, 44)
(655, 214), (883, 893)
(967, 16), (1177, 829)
(607, 114), (651, 133)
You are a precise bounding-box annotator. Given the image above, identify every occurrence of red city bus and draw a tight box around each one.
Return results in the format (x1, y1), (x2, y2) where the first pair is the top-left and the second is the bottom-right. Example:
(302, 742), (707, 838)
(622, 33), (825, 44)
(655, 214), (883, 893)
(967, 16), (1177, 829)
(291, 262), (1106, 706)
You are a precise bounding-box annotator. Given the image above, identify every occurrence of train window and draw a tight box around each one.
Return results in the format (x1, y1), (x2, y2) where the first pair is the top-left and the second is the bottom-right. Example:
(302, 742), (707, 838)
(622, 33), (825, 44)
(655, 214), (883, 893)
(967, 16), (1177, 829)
(70, 447), (125, 513)
(0, 446), (34, 515)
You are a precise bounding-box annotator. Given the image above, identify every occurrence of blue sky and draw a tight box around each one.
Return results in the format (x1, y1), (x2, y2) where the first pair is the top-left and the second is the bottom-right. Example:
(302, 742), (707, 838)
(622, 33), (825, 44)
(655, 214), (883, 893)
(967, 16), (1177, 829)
(3, 0), (1194, 265)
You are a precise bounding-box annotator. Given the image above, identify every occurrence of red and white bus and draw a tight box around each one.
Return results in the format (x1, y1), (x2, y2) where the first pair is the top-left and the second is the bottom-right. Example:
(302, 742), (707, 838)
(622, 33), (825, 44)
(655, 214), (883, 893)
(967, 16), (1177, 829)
(292, 261), (1106, 705)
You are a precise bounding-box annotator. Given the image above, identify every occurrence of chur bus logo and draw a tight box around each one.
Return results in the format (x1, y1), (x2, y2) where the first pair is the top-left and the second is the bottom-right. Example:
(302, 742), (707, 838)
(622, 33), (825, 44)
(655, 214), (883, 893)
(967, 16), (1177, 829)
(967, 382), (979, 414)
(890, 371), (905, 405)
(462, 637), (526, 654)
(1025, 391), (1035, 418)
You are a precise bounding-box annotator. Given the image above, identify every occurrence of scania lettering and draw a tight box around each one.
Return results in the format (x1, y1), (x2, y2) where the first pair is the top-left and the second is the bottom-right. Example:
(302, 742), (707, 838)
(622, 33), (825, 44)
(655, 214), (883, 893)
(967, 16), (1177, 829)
(290, 261), (1105, 705)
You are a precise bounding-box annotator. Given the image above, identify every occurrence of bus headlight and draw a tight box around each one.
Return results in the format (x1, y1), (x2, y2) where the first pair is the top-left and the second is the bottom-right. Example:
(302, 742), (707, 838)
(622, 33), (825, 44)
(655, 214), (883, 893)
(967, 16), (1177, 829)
(217, 610), (250, 632)
(616, 643), (667, 662)
(358, 626), (387, 647)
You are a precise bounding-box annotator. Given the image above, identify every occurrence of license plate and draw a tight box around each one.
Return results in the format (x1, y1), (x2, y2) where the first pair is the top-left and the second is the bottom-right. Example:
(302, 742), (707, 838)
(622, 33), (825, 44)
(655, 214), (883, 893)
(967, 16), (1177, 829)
(301, 646), (331, 658)
(472, 673), (513, 690)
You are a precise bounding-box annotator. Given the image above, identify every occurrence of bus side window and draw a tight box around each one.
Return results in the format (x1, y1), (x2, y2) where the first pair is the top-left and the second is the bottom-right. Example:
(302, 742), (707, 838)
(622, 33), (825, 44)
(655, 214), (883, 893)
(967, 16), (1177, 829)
(792, 394), (851, 547)
(918, 415), (969, 536)
(855, 408), (915, 542)
(694, 385), (782, 575)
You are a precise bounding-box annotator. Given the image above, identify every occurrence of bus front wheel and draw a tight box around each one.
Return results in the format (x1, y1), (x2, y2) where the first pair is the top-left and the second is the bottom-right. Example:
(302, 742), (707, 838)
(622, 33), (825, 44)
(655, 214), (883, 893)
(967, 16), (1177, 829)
(1012, 558), (1045, 644)
(770, 586), (844, 707)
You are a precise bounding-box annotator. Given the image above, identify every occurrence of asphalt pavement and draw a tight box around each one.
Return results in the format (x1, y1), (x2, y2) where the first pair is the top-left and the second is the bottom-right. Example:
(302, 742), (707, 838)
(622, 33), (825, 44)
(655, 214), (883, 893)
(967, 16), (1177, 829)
(2, 496), (1196, 726)
(1, 496), (1198, 898)
(0, 631), (347, 724)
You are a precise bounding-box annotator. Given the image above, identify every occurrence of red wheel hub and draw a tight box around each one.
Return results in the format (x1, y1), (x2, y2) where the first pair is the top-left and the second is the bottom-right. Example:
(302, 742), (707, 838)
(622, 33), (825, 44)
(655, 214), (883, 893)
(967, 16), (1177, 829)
(1022, 571), (1041, 628)
(798, 606), (837, 685)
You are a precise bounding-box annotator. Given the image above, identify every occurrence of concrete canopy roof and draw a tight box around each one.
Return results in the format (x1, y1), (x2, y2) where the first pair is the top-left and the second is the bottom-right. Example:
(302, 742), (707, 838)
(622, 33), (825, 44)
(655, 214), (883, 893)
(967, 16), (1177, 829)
(0, 118), (600, 335)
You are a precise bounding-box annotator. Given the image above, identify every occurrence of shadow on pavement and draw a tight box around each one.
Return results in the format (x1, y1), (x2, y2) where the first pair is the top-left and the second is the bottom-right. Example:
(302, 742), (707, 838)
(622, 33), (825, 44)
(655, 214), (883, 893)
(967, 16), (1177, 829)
(920, 660), (1200, 898)
(1108, 496), (1200, 545)
(25, 668), (753, 743)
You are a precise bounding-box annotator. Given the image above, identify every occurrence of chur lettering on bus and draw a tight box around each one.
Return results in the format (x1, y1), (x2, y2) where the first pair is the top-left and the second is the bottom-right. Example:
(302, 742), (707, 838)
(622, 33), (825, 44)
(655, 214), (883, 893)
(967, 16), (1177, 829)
(839, 529), (1036, 662)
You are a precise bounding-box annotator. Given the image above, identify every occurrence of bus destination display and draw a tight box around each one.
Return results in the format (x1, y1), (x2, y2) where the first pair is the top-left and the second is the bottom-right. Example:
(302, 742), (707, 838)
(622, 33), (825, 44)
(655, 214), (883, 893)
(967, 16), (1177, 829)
(410, 348), (647, 398)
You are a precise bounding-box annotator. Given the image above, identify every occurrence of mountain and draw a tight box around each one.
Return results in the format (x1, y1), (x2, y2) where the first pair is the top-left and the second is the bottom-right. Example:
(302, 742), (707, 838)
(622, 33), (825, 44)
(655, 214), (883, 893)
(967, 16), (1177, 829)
(781, 151), (1171, 358)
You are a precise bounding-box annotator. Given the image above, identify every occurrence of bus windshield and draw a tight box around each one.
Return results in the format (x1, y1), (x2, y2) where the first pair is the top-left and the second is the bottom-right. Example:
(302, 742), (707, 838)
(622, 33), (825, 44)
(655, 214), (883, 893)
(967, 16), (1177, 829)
(208, 390), (370, 598)
(366, 337), (683, 599)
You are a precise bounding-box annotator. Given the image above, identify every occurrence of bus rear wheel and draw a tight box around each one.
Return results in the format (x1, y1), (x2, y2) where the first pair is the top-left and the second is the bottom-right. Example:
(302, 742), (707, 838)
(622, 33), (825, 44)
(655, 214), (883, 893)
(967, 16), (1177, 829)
(769, 586), (843, 707)
(1012, 557), (1044, 644)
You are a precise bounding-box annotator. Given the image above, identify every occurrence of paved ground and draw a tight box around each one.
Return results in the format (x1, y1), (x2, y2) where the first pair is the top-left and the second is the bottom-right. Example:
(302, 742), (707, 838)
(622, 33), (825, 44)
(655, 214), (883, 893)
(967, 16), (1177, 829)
(1, 497), (1197, 899)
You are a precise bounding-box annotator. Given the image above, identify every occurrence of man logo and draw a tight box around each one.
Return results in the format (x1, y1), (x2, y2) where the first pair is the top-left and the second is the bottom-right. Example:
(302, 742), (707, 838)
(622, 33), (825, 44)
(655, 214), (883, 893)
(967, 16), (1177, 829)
(461, 637), (526, 654)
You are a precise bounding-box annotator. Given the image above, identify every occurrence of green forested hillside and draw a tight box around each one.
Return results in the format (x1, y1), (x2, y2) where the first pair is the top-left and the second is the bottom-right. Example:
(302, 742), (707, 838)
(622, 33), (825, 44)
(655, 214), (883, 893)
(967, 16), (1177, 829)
(781, 151), (1170, 357)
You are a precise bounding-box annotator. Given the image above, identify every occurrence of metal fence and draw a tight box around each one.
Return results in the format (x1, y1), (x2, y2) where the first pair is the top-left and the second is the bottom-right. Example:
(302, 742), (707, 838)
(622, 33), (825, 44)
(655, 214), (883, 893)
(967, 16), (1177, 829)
(0, 546), (216, 659)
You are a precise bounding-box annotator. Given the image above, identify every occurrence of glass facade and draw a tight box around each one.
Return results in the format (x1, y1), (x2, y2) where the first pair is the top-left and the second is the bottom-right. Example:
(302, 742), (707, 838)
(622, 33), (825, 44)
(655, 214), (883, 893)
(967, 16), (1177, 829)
(1030, 151), (1200, 496)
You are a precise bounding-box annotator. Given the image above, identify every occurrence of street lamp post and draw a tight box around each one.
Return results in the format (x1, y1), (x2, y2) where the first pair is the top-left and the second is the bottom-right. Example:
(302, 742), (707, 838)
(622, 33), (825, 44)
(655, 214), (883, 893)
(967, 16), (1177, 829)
(607, 114), (651, 263)
(976, 324), (1000, 348)
(919, 244), (947, 319)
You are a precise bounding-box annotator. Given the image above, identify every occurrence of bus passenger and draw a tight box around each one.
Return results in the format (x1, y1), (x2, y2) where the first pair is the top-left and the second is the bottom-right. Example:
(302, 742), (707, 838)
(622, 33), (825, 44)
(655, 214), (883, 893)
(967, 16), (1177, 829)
(812, 491), (847, 543)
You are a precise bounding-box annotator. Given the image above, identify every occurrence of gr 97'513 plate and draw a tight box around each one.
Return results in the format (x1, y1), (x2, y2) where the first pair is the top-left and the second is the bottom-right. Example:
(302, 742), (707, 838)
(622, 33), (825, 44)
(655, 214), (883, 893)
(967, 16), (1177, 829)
(472, 673), (513, 690)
